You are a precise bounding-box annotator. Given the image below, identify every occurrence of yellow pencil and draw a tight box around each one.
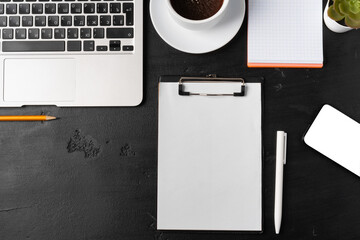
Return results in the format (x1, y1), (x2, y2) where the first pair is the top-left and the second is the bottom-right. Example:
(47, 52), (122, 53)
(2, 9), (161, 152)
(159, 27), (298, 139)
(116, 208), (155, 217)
(0, 115), (57, 121)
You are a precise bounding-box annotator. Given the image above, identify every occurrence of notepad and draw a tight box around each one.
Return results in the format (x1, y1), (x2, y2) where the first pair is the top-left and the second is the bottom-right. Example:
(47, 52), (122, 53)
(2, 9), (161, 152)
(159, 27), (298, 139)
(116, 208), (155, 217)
(248, 0), (323, 68)
(157, 76), (263, 231)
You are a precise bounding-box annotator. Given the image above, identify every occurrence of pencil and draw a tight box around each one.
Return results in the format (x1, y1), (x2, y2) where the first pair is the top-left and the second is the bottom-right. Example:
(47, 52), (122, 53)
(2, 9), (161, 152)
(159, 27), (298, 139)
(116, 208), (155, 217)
(0, 116), (57, 121)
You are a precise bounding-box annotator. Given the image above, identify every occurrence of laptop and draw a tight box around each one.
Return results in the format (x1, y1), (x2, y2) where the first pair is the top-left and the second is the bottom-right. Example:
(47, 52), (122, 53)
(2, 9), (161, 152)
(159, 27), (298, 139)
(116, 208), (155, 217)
(0, 0), (143, 107)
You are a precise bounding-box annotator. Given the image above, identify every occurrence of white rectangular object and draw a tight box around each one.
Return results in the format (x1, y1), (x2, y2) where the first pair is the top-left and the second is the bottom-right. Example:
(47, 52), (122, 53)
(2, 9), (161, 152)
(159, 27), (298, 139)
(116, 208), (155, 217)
(157, 81), (263, 231)
(4, 59), (76, 102)
(304, 105), (360, 177)
(248, 0), (323, 67)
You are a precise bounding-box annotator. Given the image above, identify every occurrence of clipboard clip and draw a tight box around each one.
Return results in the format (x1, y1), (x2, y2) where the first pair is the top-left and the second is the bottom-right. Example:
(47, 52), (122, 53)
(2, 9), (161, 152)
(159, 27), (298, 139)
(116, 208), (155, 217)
(178, 74), (246, 97)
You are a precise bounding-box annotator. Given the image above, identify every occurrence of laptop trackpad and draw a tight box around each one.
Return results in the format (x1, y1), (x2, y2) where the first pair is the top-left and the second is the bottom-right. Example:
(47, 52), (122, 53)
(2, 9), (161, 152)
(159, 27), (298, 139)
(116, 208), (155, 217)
(4, 58), (76, 102)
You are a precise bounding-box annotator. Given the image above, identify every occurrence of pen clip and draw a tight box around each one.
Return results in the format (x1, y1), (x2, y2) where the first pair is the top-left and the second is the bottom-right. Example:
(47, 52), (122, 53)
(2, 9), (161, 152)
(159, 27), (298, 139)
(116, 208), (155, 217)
(283, 133), (287, 165)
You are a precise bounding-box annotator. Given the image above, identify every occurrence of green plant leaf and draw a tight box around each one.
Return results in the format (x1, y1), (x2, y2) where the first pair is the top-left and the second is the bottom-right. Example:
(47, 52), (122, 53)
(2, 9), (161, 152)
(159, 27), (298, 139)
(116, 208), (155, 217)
(349, 5), (360, 14)
(330, 0), (360, 28)
(328, 5), (345, 21)
(334, 0), (342, 13)
(339, 2), (352, 14)
(345, 15), (360, 28)
(348, 9), (360, 20)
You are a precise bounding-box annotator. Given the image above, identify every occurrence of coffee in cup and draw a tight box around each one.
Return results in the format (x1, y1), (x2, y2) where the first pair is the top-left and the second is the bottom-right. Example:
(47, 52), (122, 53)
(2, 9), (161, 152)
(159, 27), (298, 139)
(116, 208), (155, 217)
(170, 0), (224, 20)
(166, 0), (229, 31)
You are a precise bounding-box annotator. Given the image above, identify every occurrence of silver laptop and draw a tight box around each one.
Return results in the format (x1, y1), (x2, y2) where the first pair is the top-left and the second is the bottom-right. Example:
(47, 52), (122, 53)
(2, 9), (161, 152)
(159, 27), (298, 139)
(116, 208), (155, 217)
(0, 0), (143, 107)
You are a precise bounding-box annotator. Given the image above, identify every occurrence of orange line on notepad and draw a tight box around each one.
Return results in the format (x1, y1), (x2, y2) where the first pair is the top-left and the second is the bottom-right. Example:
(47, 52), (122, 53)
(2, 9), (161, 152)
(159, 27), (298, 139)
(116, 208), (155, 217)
(248, 63), (323, 68)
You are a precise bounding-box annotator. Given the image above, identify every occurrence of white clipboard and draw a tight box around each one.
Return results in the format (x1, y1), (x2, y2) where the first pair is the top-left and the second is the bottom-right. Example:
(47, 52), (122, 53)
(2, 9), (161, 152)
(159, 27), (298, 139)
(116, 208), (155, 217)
(157, 75), (264, 231)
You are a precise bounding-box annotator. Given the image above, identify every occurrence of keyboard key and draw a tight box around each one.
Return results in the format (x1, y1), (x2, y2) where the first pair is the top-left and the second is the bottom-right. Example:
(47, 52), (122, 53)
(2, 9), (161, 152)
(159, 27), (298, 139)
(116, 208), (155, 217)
(71, 3), (81, 13)
(106, 28), (133, 38)
(80, 27), (90, 38)
(123, 45), (133, 51)
(45, 3), (56, 13)
(32, 3), (43, 14)
(96, 45), (107, 51)
(67, 40), (81, 51)
(97, 3), (107, 13)
(109, 2), (120, 13)
(19, 3), (30, 14)
(84, 40), (94, 51)
(74, 15), (85, 26)
(61, 15), (72, 26)
(58, 3), (69, 13)
(87, 15), (97, 26)
(123, 2), (133, 26)
(48, 15), (59, 26)
(6, 4), (17, 14)
(2, 28), (13, 39)
(83, 3), (94, 13)
(0, 0), (10, 2)
(22, 15), (33, 26)
(0, 4), (4, 14)
(93, 27), (103, 38)
(28, 28), (39, 38)
(3, 41), (65, 52)
(100, 15), (110, 26)
(41, 28), (52, 39)
(15, 28), (26, 39)
(113, 15), (123, 26)
(9, 16), (19, 26)
(54, 28), (65, 38)
(67, 28), (78, 38)
(0, 16), (7, 26)
(109, 40), (120, 51)
(13, 0), (23, 2)
(35, 15), (45, 26)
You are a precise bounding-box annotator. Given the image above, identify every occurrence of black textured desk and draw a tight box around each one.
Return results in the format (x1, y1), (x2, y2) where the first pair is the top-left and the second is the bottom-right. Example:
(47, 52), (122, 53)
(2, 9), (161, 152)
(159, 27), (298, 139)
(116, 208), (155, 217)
(1, 1), (360, 239)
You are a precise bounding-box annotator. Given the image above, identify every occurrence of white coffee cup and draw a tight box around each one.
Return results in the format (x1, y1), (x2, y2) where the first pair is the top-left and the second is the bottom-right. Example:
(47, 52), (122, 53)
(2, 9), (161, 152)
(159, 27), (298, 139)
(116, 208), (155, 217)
(166, 0), (229, 31)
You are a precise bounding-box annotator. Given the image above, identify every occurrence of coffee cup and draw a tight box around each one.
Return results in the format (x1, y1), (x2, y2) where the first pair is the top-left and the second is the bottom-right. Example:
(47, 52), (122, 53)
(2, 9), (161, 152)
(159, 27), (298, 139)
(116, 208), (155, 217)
(166, 0), (229, 31)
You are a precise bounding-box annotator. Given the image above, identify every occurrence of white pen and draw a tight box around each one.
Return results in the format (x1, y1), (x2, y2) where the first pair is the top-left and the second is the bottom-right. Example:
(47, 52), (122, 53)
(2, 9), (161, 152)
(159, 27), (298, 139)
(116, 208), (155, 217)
(274, 131), (287, 234)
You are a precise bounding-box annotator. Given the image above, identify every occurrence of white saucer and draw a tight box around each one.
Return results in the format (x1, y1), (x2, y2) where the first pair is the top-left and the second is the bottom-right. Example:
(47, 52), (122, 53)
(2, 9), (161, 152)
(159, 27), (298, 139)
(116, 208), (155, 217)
(150, 0), (246, 54)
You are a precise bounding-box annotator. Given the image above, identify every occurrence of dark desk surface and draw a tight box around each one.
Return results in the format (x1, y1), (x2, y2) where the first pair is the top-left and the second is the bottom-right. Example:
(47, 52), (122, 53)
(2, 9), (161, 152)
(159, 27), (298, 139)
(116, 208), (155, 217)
(1, 1), (360, 239)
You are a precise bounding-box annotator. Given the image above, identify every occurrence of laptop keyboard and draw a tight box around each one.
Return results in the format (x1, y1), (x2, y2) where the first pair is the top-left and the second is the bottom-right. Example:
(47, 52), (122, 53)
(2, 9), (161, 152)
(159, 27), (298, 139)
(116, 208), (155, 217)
(0, 0), (134, 53)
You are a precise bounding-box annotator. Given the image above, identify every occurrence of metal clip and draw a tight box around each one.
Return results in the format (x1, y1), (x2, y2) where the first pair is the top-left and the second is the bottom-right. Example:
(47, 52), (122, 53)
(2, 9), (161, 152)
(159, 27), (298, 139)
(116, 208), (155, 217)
(178, 75), (246, 97)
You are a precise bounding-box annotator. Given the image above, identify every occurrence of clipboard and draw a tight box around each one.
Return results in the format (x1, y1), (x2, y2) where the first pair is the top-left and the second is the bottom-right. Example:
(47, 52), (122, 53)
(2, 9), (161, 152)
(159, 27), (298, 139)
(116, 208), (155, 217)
(157, 75), (264, 232)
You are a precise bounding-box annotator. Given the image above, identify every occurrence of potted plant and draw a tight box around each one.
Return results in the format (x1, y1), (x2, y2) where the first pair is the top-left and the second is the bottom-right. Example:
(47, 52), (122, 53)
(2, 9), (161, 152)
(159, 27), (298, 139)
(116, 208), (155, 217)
(324, 0), (360, 33)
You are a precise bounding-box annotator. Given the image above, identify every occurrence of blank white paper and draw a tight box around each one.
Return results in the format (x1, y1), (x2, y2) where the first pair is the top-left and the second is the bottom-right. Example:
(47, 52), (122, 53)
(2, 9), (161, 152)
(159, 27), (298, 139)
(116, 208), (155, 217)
(158, 82), (262, 231)
(248, 0), (323, 65)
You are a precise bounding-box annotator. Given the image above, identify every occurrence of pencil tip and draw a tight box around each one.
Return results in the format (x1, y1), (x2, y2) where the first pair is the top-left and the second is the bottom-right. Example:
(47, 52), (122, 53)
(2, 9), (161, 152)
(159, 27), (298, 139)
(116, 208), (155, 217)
(46, 116), (57, 121)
